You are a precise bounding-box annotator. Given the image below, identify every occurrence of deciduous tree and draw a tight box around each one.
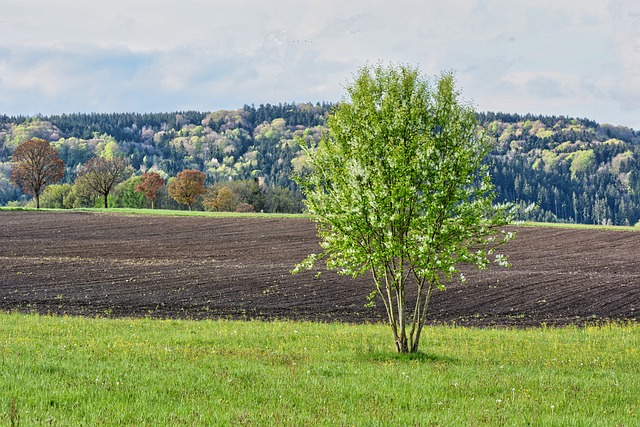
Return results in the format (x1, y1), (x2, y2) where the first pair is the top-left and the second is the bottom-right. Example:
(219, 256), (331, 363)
(208, 186), (240, 212)
(168, 169), (206, 210)
(135, 171), (165, 209)
(10, 138), (65, 209)
(77, 156), (130, 208)
(294, 64), (514, 353)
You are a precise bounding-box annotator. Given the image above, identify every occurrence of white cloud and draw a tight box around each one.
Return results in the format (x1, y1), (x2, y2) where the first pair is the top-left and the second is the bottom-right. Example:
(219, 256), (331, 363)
(0, 0), (638, 128)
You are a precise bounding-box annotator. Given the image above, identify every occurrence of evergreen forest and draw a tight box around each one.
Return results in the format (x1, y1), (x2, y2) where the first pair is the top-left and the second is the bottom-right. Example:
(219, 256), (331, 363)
(2, 104), (639, 225)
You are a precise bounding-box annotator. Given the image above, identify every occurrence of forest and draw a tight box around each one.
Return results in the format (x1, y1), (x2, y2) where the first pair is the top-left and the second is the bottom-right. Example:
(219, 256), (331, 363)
(2, 103), (640, 224)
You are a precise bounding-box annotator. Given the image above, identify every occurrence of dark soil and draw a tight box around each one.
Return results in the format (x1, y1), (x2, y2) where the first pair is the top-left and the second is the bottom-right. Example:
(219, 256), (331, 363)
(1, 211), (639, 326)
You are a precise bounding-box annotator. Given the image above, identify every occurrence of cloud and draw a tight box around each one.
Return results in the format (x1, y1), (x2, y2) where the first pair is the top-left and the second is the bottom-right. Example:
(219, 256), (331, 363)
(525, 76), (567, 99)
(0, 0), (639, 128)
(607, 0), (640, 110)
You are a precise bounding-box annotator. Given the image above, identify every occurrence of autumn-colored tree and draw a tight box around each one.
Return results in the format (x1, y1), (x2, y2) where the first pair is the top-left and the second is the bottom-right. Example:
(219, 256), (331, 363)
(10, 138), (65, 209)
(135, 171), (165, 209)
(77, 156), (130, 208)
(168, 169), (206, 210)
(207, 186), (240, 212)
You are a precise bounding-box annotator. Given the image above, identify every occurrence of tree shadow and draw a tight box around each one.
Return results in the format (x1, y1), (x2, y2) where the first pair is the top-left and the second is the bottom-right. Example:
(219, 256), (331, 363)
(364, 350), (459, 364)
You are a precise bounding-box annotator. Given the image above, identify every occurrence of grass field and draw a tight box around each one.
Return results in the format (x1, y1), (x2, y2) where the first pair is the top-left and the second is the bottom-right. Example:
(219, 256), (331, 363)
(520, 220), (640, 232)
(0, 206), (305, 219)
(4, 206), (640, 230)
(1, 313), (638, 426)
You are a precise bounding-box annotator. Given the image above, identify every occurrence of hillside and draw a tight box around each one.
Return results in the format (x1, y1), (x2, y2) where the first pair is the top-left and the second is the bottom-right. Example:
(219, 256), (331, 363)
(2, 105), (640, 224)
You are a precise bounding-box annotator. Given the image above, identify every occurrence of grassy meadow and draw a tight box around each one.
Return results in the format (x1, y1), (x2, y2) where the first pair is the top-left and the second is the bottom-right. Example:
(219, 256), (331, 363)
(0, 206), (305, 219)
(1, 312), (638, 426)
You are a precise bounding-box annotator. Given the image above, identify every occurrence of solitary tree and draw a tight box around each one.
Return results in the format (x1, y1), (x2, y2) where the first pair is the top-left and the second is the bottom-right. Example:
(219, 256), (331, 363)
(10, 138), (65, 209)
(294, 64), (514, 353)
(77, 156), (130, 208)
(168, 169), (206, 210)
(135, 171), (165, 209)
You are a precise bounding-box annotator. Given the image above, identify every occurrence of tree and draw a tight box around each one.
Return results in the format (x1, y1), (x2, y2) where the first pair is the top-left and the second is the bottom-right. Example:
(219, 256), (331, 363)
(294, 64), (514, 353)
(38, 183), (74, 209)
(77, 156), (130, 208)
(168, 169), (206, 210)
(110, 176), (145, 208)
(263, 185), (302, 213)
(204, 186), (240, 212)
(135, 171), (165, 209)
(10, 138), (65, 208)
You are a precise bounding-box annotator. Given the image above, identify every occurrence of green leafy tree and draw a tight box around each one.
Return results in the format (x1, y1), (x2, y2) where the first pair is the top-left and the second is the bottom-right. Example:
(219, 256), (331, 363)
(76, 156), (130, 208)
(294, 64), (514, 353)
(10, 138), (65, 208)
(39, 183), (75, 209)
(263, 185), (302, 213)
(110, 176), (145, 208)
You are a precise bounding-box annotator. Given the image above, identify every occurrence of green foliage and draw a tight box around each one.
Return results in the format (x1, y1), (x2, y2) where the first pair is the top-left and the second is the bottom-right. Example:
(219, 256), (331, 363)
(39, 184), (75, 209)
(76, 156), (131, 209)
(263, 185), (303, 213)
(296, 64), (513, 353)
(109, 176), (146, 208)
(2, 120), (62, 149)
(203, 179), (301, 213)
(568, 149), (596, 179)
(483, 112), (640, 225)
(2, 106), (640, 223)
(97, 137), (123, 159)
(1, 313), (638, 426)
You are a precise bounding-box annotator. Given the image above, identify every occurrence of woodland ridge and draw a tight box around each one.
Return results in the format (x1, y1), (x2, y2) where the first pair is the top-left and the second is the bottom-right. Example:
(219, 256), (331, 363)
(2, 104), (639, 225)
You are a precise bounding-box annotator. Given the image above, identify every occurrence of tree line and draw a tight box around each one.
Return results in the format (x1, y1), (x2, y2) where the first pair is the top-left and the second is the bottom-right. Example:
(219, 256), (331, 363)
(2, 104), (640, 224)
(9, 137), (301, 213)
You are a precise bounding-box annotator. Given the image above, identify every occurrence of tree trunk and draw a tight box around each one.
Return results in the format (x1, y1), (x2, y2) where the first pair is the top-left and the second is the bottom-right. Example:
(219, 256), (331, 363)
(410, 283), (434, 353)
(151, 199), (155, 209)
(395, 336), (409, 353)
(104, 194), (109, 209)
(35, 193), (40, 209)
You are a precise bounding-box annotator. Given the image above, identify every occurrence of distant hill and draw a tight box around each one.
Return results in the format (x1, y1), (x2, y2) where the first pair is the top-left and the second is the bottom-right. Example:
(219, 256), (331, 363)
(2, 104), (639, 225)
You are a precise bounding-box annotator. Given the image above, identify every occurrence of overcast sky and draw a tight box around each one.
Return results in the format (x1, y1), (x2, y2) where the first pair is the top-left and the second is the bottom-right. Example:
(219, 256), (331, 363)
(1, 0), (639, 129)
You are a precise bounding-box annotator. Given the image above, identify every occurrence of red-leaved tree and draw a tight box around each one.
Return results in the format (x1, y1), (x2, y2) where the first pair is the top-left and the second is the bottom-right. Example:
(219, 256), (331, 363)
(135, 171), (165, 209)
(10, 138), (65, 209)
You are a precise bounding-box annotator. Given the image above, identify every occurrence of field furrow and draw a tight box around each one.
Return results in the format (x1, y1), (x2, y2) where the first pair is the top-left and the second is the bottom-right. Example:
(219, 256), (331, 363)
(1, 211), (639, 326)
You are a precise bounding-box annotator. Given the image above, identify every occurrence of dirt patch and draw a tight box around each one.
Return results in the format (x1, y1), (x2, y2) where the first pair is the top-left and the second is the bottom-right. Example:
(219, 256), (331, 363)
(1, 211), (639, 326)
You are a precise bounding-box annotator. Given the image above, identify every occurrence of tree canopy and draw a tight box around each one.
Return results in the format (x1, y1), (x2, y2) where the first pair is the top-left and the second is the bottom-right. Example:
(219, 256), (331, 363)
(135, 171), (165, 209)
(295, 64), (514, 353)
(77, 156), (130, 208)
(10, 138), (64, 208)
(168, 169), (206, 210)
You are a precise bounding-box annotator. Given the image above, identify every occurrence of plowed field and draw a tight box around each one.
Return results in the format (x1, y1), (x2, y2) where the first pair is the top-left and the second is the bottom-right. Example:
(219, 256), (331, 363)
(1, 211), (639, 326)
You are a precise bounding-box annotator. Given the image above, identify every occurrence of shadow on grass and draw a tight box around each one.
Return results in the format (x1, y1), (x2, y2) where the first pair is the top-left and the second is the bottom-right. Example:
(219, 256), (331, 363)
(363, 350), (458, 364)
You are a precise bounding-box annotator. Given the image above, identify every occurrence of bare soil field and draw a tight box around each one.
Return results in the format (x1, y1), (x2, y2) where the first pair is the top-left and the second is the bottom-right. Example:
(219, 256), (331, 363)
(1, 210), (639, 326)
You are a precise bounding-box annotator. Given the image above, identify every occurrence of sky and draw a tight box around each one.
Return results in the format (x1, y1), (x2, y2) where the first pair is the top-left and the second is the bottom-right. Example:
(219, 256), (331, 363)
(1, 0), (639, 129)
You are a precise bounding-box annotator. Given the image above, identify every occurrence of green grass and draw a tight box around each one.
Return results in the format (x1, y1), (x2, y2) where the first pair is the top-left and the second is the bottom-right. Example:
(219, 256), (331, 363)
(5, 206), (640, 231)
(77, 207), (306, 219)
(0, 206), (305, 219)
(1, 313), (638, 426)
(519, 220), (640, 232)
